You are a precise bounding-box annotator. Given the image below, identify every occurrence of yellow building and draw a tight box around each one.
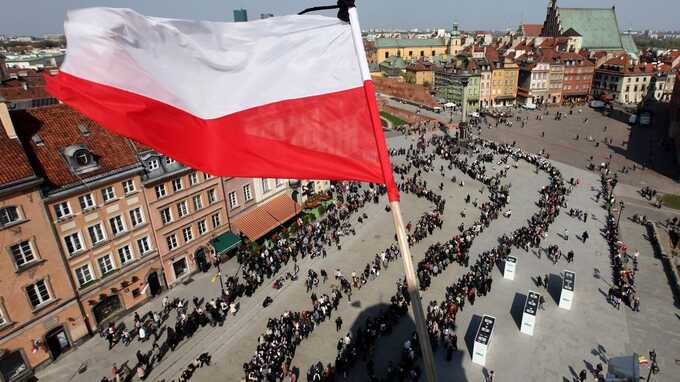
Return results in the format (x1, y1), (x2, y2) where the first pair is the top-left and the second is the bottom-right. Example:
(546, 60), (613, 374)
(375, 38), (448, 64)
(490, 58), (519, 107)
(405, 61), (435, 86)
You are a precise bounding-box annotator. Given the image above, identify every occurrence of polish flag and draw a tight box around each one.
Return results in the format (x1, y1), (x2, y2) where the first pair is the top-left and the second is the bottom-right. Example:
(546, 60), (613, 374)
(46, 8), (399, 201)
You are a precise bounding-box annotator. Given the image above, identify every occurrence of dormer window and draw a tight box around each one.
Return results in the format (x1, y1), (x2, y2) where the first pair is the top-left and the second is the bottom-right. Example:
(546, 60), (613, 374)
(64, 145), (99, 174)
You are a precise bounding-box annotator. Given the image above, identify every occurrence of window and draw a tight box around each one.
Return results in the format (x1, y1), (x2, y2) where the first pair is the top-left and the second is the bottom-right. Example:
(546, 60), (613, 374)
(165, 157), (176, 165)
(275, 179), (284, 187)
(54, 201), (71, 219)
(147, 159), (160, 171)
(122, 180), (135, 194)
(64, 232), (84, 256)
(211, 213), (221, 228)
(10, 240), (35, 267)
(0, 206), (21, 226)
(166, 234), (178, 250)
(160, 208), (173, 224)
(261, 179), (271, 193)
(137, 236), (152, 255)
(155, 184), (167, 198)
(192, 195), (203, 210)
(198, 219), (207, 235)
(26, 279), (51, 308)
(177, 201), (188, 218)
(420, 50), (424, 57)
(87, 223), (106, 245)
(172, 178), (183, 192)
(243, 185), (253, 201)
(408, 50), (413, 57)
(207, 189), (217, 204)
(97, 254), (115, 276)
(117, 245), (133, 265)
(182, 226), (194, 242)
(75, 264), (94, 287)
(129, 207), (144, 227)
(228, 191), (239, 208)
(432, 50), (435, 56)
(189, 172), (199, 186)
(79, 194), (96, 210)
(101, 186), (116, 203)
(384, 52), (389, 59)
(109, 215), (127, 236)
(74, 150), (91, 166)
(0, 304), (6, 325)
(203, 172), (213, 180)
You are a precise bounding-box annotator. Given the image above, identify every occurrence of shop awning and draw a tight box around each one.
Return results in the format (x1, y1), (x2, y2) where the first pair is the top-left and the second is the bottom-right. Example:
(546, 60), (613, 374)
(211, 231), (241, 255)
(231, 193), (300, 241)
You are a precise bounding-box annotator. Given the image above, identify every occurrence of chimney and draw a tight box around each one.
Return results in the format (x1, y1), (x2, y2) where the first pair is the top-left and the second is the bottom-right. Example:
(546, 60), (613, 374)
(0, 101), (18, 139)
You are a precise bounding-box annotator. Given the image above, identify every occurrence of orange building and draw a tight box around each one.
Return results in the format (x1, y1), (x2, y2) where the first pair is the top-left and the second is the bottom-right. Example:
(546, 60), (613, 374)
(11, 105), (162, 330)
(0, 102), (90, 379)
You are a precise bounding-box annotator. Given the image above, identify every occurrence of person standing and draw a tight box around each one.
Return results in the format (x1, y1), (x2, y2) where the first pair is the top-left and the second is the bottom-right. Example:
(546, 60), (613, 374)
(335, 316), (343, 332)
(579, 368), (587, 381)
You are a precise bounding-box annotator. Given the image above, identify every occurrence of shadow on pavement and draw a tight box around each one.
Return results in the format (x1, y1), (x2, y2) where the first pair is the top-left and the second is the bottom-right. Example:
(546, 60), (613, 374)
(510, 292), (527, 331)
(338, 302), (470, 381)
(464, 314), (482, 359)
(548, 273), (562, 304)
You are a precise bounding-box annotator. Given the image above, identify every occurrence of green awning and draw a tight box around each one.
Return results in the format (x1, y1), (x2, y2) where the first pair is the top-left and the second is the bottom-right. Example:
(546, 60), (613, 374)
(211, 231), (241, 255)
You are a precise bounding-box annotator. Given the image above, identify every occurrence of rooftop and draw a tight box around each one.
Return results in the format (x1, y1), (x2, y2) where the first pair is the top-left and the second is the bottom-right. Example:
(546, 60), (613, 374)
(556, 7), (623, 50)
(0, 115), (35, 186)
(375, 38), (447, 49)
(11, 105), (141, 189)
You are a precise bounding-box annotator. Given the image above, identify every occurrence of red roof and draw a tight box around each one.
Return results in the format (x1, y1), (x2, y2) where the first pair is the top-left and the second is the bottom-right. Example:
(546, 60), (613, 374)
(521, 24), (543, 37)
(0, 119), (34, 185)
(10, 105), (140, 188)
(0, 69), (56, 101)
(484, 47), (499, 62)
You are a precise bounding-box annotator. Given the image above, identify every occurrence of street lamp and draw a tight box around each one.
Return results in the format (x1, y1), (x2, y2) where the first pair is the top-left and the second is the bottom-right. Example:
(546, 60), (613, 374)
(617, 200), (625, 227)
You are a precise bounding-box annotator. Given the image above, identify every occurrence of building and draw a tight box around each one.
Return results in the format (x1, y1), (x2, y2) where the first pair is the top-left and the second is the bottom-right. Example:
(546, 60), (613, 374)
(260, 13), (274, 19)
(229, 178), (300, 242)
(478, 59), (493, 108)
(490, 58), (519, 107)
(0, 102), (90, 380)
(592, 55), (653, 105)
(434, 60), (481, 111)
(11, 105), (162, 329)
(517, 56), (550, 106)
(405, 61), (435, 86)
(0, 68), (60, 110)
(547, 57), (564, 104)
(560, 52), (594, 103)
(519, 24), (543, 38)
(448, 23), (463, 56)
(374, 38), (447, 64)
(379, 56), (407, 77)
(541, 0), (637, 55)
(233, 9), (248, 23)
(134, 147), (233, 286)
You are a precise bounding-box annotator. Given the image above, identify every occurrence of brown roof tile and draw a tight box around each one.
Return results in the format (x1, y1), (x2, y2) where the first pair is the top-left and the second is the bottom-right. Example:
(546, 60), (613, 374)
(521, 24), (543, 37)
(0, 119), (34, 185)
(10, 105), (140, 188)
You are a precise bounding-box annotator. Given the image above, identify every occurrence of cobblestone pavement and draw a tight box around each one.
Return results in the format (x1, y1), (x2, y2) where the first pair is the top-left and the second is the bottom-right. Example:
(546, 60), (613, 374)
(36, 132), (680, 382)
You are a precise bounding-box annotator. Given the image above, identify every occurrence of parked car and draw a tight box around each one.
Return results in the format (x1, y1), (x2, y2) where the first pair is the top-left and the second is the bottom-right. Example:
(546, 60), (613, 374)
(590, 100), (606, 109)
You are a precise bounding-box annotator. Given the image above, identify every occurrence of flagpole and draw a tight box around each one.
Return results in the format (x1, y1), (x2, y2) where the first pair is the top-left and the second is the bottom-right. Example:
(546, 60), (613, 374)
(347, 6), (438, 382)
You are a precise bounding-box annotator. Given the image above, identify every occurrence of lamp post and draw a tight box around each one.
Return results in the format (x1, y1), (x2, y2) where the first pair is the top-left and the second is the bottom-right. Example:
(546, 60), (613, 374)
(617, 200), (625, 227)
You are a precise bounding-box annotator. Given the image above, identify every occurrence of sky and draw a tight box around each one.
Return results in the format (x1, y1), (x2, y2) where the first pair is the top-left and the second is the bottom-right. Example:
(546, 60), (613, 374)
(1, 0), (676, 35)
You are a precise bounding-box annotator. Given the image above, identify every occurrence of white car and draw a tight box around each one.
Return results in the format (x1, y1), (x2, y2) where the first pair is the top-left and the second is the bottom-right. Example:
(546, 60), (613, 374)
(522, 103), (537, 110)
(470, 111), (480, 118)
(590, 100), (606, 109)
